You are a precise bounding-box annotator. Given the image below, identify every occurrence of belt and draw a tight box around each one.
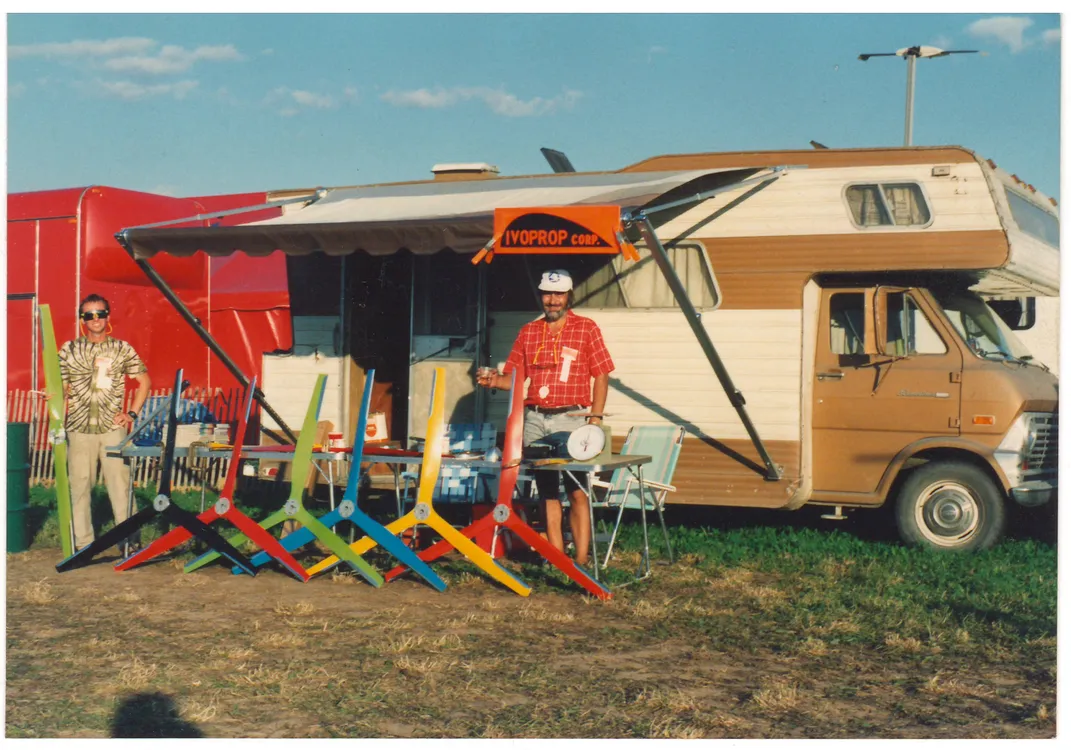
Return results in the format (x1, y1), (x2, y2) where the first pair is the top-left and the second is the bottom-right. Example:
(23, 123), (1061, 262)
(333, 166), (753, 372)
(526, 404), (584, 415)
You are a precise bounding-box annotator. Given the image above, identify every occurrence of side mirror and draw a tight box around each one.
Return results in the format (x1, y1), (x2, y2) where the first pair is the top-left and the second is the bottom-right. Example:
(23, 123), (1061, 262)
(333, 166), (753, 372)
(987, 297), (1036, 331)
(873, 286), (913, 356)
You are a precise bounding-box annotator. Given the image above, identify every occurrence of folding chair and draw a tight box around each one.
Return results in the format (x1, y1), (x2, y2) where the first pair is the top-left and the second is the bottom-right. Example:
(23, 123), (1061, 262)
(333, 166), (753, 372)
(592, 424), (683, 569)
(399, 423), (497, 506)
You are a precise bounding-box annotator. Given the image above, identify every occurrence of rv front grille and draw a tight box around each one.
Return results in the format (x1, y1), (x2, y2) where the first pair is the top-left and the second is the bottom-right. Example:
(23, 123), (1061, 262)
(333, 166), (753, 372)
(1023, 412), (1058, 480)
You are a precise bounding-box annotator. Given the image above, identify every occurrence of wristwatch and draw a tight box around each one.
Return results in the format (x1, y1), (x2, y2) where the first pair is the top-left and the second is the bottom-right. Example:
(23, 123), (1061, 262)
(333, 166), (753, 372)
(127, 410), (138, 420)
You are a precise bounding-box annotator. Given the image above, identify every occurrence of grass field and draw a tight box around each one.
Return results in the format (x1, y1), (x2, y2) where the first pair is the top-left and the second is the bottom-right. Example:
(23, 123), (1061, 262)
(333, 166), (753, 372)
(5, 485), (1057, 738)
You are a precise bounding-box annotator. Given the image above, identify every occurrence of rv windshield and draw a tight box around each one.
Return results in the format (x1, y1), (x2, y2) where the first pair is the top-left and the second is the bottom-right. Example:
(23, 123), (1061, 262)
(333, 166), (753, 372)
(930, 289), (1033, 362)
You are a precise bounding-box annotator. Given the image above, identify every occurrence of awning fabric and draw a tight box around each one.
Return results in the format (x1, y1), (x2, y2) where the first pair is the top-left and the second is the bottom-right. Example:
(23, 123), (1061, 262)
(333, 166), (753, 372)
(123, 167), (757, 260)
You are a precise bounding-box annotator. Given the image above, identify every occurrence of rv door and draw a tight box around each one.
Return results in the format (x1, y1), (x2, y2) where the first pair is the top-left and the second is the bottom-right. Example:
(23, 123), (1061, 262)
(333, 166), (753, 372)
(812, 286), (963, 497)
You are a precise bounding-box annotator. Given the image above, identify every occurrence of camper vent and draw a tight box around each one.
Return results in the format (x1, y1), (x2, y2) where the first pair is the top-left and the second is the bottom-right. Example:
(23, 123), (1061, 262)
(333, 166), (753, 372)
(431, 162), (500, 181)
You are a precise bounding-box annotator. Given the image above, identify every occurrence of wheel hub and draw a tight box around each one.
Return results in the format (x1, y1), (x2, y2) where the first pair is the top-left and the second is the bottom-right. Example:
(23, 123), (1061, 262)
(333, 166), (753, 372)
(917, 481), (980, 545)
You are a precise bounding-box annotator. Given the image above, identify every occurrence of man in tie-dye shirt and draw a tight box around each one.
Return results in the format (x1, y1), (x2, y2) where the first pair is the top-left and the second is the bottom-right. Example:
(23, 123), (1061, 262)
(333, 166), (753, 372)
(58, 294), (151, 550)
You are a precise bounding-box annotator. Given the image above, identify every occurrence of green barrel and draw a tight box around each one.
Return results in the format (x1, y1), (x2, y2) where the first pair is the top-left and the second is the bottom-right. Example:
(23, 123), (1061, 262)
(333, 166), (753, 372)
(7, 422), (32, 553)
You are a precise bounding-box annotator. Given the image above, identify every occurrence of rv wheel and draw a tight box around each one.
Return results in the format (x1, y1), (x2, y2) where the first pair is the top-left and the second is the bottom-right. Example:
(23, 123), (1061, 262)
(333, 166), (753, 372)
(895, 461), (1005, 552)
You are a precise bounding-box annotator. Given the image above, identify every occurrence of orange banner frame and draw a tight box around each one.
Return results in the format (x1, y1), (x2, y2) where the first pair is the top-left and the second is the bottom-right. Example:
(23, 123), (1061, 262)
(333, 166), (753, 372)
(474, 205), (639, 263)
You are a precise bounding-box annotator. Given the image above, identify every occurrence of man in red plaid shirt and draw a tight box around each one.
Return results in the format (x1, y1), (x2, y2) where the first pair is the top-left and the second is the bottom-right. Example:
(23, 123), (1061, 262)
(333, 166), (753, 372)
(477, 269), (614, 566)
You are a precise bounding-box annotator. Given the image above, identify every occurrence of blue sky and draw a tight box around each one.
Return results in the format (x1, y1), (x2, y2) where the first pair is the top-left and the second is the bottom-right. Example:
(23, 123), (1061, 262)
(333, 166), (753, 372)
(6, 13), (1063, 200)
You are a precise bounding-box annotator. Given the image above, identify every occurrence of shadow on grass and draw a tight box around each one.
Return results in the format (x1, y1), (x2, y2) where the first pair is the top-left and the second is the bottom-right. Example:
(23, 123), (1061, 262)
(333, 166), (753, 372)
(111, 692), (203, 738)
(657, 502), (904, 545)
(655, 498), (1057, 551)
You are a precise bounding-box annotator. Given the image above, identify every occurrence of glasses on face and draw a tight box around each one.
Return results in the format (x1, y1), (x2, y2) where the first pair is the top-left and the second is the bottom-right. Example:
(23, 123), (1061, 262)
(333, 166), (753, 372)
(80, 310), (109, 321)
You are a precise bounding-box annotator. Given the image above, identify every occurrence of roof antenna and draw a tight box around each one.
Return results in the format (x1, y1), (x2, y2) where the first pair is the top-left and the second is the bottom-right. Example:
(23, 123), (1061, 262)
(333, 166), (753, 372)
(541, 147), (576, 173)
(809, 140), (829, 150)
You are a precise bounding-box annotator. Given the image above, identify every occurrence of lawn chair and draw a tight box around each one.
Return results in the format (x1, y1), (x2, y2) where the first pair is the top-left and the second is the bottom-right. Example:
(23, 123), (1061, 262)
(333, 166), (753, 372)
(592, 424), (683, 570)
(400, 423), (498, 506)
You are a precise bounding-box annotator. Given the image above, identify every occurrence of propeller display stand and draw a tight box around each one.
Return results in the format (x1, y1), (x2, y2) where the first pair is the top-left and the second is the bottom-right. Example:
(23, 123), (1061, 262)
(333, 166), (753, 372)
(115, 377), (309, 581)
(238, 370), (446, 591)
(56, 369), (256, 575)
(183, 374), (384, 586)
(385, 369), (611, 600)
(309, 368), (531, 596)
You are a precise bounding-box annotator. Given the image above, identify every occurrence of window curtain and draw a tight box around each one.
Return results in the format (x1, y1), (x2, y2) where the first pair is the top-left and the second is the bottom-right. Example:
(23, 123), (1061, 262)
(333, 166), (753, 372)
(883, 185), (929, 225)
(571, 243), (716, 309)
(847, 185), (889, 226)
(847, 184), (928, 226)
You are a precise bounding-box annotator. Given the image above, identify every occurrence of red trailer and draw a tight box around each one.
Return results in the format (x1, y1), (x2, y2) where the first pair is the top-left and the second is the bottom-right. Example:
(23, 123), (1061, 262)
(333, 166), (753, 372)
(6, 185), (292, 395)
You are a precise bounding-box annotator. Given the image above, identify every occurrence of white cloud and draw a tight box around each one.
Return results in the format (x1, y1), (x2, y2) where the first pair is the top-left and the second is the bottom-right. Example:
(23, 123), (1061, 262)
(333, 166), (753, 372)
(930, 35), (953, 50)
(150, 184), (179, 196)
(103, 44), (244, 75)
(97, 79), (199, 100)
(9, 37), (156, 59)
(343, 86), (358, 101)
(1042, 28), (1060, 45)
(263, 86), (340, 114)
(381, 86), (583, 117)
(647, 45), (666, 63)
(381, 87), (458, 108)
(261, 48), (275, 56)
(291, 89), (336, 108)
(966, 16), (1034, 53)
(10, 82), (27, 96)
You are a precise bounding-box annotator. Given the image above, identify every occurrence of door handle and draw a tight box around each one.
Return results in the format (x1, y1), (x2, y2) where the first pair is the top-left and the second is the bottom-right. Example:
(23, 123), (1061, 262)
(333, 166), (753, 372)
(817, 371), (845, 381)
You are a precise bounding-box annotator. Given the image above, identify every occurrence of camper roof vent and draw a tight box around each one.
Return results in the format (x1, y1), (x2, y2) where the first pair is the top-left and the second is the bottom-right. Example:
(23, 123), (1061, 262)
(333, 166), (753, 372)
(431, 162), (500, 181)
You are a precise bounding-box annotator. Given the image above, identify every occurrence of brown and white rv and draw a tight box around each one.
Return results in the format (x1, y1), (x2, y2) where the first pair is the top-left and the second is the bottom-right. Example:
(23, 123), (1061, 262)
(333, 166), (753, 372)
(122, 145), (1059, 552)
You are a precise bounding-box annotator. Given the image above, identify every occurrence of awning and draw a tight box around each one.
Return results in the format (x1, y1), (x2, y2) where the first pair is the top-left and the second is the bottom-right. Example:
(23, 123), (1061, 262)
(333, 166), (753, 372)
(121, 167), (760, 260)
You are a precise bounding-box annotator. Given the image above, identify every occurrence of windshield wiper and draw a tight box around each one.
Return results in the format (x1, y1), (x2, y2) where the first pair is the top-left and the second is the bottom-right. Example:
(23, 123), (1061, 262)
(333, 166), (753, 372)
(1018, 354), (1050, 371)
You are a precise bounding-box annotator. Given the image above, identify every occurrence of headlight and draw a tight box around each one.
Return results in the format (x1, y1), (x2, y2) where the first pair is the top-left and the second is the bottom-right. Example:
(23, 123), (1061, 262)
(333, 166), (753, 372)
(995, 412), (1043, 487)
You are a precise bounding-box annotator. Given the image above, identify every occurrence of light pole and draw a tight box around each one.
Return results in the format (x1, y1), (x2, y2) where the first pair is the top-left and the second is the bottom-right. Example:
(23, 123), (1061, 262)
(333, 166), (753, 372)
(858, 45), (981, 146)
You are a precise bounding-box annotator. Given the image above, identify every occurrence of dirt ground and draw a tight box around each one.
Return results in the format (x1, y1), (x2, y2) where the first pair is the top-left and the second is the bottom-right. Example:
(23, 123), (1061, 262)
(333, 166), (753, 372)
(5, 546), (1057, 739)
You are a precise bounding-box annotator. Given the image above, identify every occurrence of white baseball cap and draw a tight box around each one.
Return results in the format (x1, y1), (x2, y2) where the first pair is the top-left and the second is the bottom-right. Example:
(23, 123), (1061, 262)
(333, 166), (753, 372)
(538, 269), (573, 293)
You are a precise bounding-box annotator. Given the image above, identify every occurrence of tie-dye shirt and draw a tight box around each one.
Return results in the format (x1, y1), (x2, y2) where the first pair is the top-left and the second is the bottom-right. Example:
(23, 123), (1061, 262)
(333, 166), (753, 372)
(58, 336), (146, 434)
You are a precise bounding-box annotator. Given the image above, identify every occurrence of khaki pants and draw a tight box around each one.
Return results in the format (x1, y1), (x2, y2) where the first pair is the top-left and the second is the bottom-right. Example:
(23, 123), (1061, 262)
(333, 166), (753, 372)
(68, 428), (133, 549)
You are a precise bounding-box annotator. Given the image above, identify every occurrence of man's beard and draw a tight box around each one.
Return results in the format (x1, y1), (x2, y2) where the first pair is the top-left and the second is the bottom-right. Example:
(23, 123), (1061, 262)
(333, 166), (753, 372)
(544, 307), (565, 322)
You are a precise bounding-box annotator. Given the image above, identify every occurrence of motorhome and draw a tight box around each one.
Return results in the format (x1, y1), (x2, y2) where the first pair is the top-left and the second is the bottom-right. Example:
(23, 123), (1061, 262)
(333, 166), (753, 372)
(122, 145), (1059, 551)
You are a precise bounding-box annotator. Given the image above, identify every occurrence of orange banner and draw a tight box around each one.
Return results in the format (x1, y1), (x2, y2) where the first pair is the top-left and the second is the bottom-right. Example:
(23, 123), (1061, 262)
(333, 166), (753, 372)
(492, 205), (623, 255)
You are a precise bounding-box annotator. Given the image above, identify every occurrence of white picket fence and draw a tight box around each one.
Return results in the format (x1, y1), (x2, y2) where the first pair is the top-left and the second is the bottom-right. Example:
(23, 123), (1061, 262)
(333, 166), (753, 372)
(6, 387), (248, 492)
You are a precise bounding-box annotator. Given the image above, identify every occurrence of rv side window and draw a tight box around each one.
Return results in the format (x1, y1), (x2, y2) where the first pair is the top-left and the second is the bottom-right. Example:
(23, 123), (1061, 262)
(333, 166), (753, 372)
(1004, 187), (1059, 247)
(488, 243), (719, 311)
(884, 292), (947, 355)
(845, 183), (931, 228)
(829, 293), (866, 355)
(591, 242), (718, 309)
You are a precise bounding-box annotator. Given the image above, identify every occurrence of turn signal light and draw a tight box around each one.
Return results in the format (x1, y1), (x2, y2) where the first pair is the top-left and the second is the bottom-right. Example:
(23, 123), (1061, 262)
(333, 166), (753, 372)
(972, 415), (996, 426)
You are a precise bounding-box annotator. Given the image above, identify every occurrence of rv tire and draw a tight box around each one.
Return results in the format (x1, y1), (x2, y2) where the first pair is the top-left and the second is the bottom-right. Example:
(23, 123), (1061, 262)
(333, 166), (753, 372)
(895, 461), (1005, 552)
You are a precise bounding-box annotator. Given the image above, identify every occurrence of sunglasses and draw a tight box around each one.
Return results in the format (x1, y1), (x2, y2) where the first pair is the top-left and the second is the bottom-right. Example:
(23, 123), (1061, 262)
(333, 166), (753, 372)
(80, 310), (110, 321)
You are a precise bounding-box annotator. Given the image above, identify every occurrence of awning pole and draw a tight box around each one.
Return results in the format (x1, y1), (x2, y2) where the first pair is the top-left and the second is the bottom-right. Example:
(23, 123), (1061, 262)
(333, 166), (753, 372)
(118, 238), (298, 443)
(627, 216), (782, 482)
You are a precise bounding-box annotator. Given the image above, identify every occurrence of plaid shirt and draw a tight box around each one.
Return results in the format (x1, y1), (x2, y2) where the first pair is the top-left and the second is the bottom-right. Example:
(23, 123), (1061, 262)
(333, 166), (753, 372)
(504, 310), (614, 407)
